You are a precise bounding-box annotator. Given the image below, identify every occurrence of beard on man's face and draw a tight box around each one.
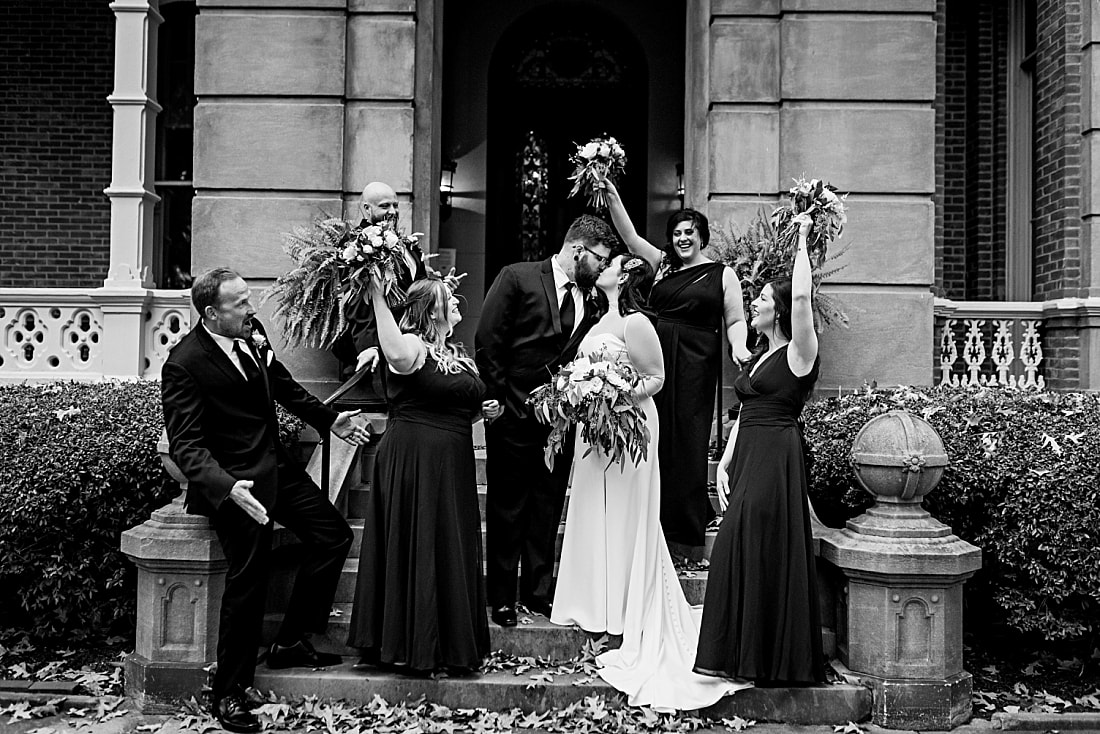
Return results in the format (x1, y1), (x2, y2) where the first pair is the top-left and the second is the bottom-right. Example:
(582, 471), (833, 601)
(574, 260), (601, 290)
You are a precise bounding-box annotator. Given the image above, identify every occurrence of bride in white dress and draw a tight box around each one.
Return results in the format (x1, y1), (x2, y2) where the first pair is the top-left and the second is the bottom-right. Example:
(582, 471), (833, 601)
(550, 254), (750, 712)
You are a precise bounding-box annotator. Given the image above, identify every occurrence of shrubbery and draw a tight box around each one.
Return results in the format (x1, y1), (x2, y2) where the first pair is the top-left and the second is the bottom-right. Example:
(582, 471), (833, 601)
(0, 381), (302, 642)
(803, 384), (1100, 643)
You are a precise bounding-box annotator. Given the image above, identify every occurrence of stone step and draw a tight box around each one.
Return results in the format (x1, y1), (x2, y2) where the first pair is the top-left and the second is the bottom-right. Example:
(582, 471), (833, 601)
(330, 557), (709, 608)
(264, 604), (591, 661)
(250, 662), (871, 724)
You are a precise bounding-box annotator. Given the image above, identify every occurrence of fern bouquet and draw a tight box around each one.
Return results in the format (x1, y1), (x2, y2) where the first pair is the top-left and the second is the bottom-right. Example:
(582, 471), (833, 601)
(710, 193), (850, 332)
(264, 217), (422, 349)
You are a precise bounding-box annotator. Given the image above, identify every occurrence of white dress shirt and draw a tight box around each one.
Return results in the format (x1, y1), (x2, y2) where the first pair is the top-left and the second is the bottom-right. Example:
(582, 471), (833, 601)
(551, 256), (583, 336)
(204, 323), (258, 380)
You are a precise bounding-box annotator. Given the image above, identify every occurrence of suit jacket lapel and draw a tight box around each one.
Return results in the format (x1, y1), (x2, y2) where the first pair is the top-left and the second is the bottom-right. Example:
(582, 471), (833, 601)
(195, 325), (247, 385)
(540, 258), (562, 334)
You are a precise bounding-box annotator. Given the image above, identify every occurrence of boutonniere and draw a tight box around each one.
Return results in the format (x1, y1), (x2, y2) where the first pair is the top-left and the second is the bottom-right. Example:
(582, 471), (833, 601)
(250, 331), (274, 366)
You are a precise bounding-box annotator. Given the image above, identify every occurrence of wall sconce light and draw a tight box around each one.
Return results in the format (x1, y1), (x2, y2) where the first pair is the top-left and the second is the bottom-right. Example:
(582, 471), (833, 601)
(676, 163), (685, 210)
(440, 159), (457, 212)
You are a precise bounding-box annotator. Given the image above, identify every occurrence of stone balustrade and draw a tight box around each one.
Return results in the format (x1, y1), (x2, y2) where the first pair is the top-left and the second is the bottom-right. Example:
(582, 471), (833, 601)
(0, 288), (190, 381)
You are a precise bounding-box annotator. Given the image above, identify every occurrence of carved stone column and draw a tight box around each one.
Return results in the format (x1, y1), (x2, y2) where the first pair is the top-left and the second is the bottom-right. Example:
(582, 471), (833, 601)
(121, 432), (226, 711)
(821, 411), (982, 730)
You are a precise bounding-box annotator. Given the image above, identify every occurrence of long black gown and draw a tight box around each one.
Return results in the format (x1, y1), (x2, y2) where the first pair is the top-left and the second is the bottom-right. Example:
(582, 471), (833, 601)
(694, 345), (825, 684)
(347, 353), (489, 671)
(649, 261), (726, 560)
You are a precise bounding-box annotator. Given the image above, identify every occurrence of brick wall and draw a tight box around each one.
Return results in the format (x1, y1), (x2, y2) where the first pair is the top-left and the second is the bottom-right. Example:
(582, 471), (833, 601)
(0, 2), (114, 287)
(1032, 0), (1083, 302)
(938, 0), (1007, 301)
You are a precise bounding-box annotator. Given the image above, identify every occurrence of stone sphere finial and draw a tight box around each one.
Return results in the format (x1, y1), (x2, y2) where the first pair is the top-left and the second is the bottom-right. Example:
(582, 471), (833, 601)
(850, 410), (948, 503)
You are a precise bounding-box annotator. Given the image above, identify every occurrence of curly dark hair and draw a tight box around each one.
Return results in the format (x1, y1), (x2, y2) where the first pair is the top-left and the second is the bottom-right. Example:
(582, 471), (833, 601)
(663, 209), (710, 270)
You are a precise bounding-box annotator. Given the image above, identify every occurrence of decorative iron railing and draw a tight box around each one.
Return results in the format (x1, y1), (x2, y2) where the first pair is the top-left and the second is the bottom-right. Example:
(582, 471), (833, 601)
(934, 298), (1044, 389)
(0, 288), (191, 381)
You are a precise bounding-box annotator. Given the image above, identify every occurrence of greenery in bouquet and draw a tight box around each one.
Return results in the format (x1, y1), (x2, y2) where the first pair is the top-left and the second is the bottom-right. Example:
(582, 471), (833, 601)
(710, 179), (850, 332)
(527, 350), (651, 472)
(264, 216), (422, 349)
(567, 136), (627, 210)
(772, 176), (847, 269)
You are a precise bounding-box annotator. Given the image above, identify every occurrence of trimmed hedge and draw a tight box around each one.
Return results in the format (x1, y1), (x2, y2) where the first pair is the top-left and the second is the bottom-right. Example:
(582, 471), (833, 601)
(0, 381), (303, 642)
(803, 385), (1100, 643)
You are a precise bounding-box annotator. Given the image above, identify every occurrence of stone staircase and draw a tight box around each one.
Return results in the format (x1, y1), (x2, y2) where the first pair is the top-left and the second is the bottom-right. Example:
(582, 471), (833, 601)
(257, 418), (871, 723)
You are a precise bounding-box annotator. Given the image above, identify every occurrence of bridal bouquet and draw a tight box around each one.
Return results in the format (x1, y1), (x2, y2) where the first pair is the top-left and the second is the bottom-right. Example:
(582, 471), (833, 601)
(527, 350), (651, 472)
(566, 135), (627, 210)
(264, 216), (423, 349)
(771, 176), (848, 269)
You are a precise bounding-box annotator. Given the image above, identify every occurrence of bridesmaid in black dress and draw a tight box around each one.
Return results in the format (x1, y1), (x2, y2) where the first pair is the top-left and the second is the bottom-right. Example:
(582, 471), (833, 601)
(695, 213), (825, 685)
(603, 179), (751, 567)
(348, 277), (501, 674)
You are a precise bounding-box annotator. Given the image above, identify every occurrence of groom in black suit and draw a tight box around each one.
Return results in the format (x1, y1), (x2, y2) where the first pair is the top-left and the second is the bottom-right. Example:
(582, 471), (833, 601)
(162, 268), (370, 733)
(475, 215), (619, 627)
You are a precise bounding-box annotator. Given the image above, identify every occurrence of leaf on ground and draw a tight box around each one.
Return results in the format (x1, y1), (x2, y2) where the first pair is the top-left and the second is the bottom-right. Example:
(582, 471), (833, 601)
(5, 702), (33, 723)
(1003, 705), (1021, 714)
(135, 724), (164, 732)
(833, 722), (865, 734)
(722, 715), (756, 730)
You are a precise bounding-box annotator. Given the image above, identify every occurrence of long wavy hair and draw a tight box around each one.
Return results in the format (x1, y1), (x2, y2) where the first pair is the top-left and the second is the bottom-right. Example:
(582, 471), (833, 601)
(663, 209), (710, 270)
(398, 278), (478, 375)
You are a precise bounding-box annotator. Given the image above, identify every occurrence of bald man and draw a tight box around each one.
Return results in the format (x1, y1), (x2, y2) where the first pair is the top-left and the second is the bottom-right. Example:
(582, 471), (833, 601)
(332, 182), (427, 380)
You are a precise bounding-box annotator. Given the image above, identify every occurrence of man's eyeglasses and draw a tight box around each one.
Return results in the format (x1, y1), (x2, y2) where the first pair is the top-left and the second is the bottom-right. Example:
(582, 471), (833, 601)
(580, 244), (611, 268)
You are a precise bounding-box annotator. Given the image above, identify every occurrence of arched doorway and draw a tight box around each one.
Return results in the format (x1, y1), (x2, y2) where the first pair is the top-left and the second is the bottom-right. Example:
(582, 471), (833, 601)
(485, 2), (649, 284)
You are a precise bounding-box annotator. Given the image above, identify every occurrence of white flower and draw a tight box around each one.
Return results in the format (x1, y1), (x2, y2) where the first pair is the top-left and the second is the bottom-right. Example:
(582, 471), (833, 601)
(341, 244), (358, 262)
(597, 143), (610, 158)
(364, 244), (375, 255)
(384, 230), (399, 246)
(365, 225), (381, 238)
(606, 370), (630, 390)
(580, 142), (599, 160)
(251, 332), (268, 350)
(370, 235), (384, 248)
(611, 143), (625, 159)
(580, 377), (605, 395)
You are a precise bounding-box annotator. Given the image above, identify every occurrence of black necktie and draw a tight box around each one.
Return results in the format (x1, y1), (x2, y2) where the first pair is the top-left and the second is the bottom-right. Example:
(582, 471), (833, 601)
(560, 282), (576, 336)
(233, 340), (261, 382)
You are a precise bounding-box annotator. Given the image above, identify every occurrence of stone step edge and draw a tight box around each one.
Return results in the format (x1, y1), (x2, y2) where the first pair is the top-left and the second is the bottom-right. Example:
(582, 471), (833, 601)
(251, 663), (871, 724)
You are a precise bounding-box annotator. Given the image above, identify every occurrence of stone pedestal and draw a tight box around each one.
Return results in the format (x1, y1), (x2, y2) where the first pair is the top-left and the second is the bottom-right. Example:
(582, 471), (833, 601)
(120, 434), (226, 712)
(820, 411), (982, 730)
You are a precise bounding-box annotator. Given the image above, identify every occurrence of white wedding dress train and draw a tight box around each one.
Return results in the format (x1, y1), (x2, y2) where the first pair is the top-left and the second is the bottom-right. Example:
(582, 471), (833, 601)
(550, 333), (750, 712)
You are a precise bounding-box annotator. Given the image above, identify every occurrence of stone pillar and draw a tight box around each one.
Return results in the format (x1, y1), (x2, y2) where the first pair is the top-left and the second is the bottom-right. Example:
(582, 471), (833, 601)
(821, 410), (981, 730)
(121, 432), (226, 711)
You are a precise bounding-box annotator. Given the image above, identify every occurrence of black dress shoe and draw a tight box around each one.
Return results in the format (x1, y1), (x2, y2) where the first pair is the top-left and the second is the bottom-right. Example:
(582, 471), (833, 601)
(213, 693), (260, 733)
(266, 637), (342, 669)
(521, 598), (553, 618)
(490, 605), (517, 627)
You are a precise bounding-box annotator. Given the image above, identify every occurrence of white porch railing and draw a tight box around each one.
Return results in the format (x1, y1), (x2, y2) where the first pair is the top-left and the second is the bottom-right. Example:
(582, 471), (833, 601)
(0, 288), (191, 381)
(934, 298), (1044, 389)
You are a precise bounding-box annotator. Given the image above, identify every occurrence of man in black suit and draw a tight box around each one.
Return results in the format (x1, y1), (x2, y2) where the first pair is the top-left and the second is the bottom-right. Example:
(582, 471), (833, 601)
(475, 215), (619, 627)
(162, 268), (370, 733)
(331, 181), (427, 378)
